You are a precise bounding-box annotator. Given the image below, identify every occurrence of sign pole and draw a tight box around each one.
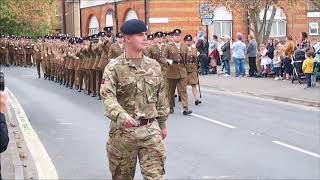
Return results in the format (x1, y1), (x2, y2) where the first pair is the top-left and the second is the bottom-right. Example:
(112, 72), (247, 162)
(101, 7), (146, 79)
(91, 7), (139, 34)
(206, 25), (209, 56)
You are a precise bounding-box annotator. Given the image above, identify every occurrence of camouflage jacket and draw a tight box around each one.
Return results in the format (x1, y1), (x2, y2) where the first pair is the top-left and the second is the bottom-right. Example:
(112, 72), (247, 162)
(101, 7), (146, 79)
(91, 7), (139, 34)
(100, 54), (169, 130)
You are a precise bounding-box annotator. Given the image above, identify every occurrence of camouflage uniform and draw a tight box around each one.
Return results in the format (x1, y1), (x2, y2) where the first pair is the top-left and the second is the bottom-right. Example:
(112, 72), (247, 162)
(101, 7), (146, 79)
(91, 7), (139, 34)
(101, 54), (169, 180)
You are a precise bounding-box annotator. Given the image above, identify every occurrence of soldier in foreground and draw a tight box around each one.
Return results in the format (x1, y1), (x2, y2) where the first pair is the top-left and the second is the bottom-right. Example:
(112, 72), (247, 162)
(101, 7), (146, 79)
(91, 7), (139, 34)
(100, 19), (169, 179)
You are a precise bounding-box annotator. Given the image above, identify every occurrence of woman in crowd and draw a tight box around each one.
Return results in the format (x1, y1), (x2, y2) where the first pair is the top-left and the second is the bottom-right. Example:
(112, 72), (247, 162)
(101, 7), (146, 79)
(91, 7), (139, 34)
(247, 34), (258, 77)
(231, 33), (246, 77)
(283, 35), (295, 80)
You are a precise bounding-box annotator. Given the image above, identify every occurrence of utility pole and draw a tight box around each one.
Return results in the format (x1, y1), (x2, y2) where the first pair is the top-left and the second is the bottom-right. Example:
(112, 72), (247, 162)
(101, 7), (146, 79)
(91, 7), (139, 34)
(62, 0), (67, 34)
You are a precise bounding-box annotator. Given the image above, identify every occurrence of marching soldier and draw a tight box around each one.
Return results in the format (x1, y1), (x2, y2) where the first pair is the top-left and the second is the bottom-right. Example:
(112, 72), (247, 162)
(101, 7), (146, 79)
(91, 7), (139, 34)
(107, 32), (124, 59)
(0, 36), (9, 66)
(162, 29), (192, 115)
(101, 19), (169, 180)
(95, 32), (112, 100)
(24, 37), (34, 67)
(183, 34), (201, 105)
(33, 37), (43, 78)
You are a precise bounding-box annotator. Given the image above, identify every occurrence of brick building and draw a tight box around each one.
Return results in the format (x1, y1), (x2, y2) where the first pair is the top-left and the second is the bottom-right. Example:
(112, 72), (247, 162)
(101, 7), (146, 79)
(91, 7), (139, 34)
(80, 0), (320, 44)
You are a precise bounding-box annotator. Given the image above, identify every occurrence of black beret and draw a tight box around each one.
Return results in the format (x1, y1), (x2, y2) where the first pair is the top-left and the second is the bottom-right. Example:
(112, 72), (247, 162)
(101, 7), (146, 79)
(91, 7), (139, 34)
(120, 19), (147, 35)
(172, 29), (182, 36)
(184, 34), (193, 41)
(154, 32), (163, 38)
(147, 34), (154, 40)
(116, 32), (123, 38)
(98, 32), (106, 37)
(104, 26), (113, 33)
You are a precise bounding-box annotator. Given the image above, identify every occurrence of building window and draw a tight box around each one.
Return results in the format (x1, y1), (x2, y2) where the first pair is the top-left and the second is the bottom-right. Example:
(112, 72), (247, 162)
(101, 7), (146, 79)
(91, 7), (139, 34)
(213, 21), (232, 38)
(210, 6), (232, 38)
(125, 9), (138, 22)
(106, 9), (114, 27)
(88, 16), (99, 36)
(309, 22), (319, 35)
(260, 7), (287, 37)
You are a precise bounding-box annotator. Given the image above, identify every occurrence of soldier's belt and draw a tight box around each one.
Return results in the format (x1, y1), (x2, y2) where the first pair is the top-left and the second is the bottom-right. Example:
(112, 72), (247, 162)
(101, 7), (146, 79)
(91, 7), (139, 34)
(172, 61), (187, 65)
(134, 118), (155, 127)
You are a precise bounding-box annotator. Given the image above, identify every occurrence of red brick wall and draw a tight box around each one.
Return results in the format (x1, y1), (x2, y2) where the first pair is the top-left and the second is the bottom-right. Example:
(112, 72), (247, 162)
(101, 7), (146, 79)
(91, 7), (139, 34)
(80, 0), (313, 44)
(307, 17), (320, 45)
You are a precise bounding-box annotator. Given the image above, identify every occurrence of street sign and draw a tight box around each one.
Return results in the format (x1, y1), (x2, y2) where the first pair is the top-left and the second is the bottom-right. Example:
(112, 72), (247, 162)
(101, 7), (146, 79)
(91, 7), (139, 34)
(201, 19), (213, 26)
(200, 13), (213, 19)
(199, 2), (214, 14)
(199, 3), (210, 14)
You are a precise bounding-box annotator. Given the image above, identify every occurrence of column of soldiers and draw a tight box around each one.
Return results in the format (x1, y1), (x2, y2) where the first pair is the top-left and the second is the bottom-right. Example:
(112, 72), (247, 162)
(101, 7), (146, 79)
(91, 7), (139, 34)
(0, 28), (202, 115)
(0, 35), (34, 67)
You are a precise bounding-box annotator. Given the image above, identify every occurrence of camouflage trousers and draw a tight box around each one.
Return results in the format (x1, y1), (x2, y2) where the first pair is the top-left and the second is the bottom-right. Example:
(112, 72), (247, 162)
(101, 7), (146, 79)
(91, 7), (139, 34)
(107, 121), (166, 180)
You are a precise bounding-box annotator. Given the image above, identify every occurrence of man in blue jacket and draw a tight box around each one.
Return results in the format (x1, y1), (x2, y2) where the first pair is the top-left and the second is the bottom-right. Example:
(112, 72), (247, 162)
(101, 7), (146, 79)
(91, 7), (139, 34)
(0, 91), (9, 180)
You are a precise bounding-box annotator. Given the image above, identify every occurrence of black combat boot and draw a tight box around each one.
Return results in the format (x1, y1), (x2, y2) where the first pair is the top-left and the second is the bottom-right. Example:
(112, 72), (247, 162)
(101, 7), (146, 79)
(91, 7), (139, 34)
(195, 100), (202, 105)
(183, 107), (192, 115)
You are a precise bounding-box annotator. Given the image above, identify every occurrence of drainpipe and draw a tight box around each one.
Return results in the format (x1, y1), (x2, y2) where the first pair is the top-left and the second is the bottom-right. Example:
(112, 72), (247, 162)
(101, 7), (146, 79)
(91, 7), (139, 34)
(114, 0), (119, 33)
(144, 0), (148, 25)
(79, 0), (82, 37)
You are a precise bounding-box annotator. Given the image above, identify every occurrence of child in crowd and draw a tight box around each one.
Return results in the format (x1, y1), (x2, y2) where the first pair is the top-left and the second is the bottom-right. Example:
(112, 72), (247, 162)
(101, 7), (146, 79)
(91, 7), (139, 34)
(259, 44), (271, 77)
(273, 50), (282, 80)
(302, 50), (315, 89)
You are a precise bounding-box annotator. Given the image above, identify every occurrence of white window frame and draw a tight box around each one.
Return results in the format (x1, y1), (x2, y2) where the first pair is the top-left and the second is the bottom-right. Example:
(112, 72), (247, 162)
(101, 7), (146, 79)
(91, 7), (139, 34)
(309, 22), (319, 35)
(269, 20), (287, 37)
(213, 21), (232, 38)
(89, 28), (99, 36)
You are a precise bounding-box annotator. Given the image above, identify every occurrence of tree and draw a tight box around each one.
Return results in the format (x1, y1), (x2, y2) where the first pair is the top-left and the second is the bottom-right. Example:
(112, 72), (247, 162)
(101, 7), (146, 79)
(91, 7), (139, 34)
(0, 0), (58, 37)
(206, 0), (312, 45)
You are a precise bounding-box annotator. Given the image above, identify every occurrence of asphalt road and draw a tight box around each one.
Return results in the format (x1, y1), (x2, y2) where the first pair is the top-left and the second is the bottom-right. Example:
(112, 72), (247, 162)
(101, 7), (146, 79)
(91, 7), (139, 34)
(3, 66), (320, 179)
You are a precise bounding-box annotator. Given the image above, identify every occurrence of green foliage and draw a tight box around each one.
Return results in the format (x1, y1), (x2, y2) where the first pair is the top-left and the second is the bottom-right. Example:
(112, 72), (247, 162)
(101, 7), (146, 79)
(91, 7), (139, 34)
(0, 0), (54, 36)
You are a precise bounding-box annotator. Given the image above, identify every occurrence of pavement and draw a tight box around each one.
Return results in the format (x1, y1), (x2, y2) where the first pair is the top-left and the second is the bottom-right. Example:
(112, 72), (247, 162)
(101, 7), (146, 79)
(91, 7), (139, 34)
(199, 68), (320, 108)
(1, 66), (320, 179)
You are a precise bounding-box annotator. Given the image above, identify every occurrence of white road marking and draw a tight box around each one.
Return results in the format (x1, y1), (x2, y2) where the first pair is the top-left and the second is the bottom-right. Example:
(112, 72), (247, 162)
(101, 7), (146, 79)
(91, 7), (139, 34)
(6, 89), (59, 179)
(58, 122), (73, 125)
(191, 113), (237, 129)
(272, 140), (320, 158)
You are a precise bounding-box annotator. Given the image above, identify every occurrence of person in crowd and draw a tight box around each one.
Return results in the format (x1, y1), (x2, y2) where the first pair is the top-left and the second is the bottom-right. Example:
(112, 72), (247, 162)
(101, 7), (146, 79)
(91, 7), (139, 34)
(231, 33), (246, 77)
(247, 34), (258, 77)
(266, 37), (275, 71)
(259, 44), (271, 77)
(221, 35), (231, 76)
(274, 38), (285, 79)
(196, 26), (205, 41)
(283, 35), (295, 80)
(208, 35), (220, 74)
(196, 38), (209, 75)
(312, 41), (320, 86)
(273, 50), (282, 80)
(218, 36), (225, 73)
(302, 49), (315, 89)
(298, 32), (310, 50)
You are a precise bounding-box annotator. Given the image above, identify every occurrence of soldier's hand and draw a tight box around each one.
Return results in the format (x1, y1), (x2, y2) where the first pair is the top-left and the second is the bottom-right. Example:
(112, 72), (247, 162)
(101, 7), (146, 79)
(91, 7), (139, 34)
(123, 118), (137, 128)
(161, 128), (167, 140)
(0, 92), (7, 113)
